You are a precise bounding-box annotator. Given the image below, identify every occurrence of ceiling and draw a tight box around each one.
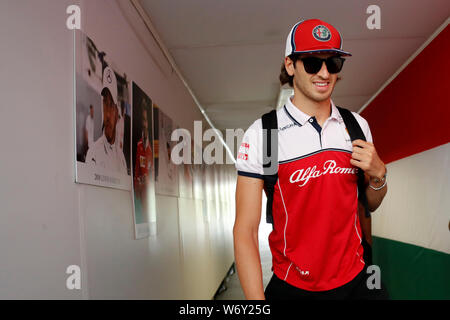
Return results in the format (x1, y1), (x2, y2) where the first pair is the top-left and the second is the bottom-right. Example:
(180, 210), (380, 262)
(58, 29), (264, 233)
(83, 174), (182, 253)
(139, 0), (449, 130)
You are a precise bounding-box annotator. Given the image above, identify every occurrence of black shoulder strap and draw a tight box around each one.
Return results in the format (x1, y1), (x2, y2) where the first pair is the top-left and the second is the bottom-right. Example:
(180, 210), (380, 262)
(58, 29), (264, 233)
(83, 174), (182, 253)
(261, 109), (278, 224)
(336, 106), (366, 142)
(262, 110), (278, 171)
(336, 106), (371, 218)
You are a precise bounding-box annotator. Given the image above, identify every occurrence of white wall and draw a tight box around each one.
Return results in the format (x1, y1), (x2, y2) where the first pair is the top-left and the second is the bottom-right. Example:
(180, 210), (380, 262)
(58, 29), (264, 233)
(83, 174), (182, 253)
(0, 0), (235, 299)
(372, 143), (450, 254)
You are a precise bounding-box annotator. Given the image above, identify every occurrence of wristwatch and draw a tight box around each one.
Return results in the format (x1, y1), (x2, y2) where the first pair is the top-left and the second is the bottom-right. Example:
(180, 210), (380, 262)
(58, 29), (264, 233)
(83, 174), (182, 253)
(369, 169), (387, 191)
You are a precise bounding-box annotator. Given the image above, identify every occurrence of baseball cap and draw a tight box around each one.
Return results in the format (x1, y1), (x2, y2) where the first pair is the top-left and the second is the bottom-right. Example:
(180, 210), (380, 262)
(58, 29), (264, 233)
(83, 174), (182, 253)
(101, 66), (118, 106)
(285, 19), (351, 57)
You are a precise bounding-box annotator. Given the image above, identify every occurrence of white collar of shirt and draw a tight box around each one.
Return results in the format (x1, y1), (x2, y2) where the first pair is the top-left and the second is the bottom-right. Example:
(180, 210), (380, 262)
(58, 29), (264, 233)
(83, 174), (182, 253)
(284, 96), (341, 126)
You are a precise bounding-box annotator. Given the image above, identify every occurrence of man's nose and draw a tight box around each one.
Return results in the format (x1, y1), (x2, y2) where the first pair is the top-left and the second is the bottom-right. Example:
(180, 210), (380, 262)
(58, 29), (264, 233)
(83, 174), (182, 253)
(317, 61), (330, 78)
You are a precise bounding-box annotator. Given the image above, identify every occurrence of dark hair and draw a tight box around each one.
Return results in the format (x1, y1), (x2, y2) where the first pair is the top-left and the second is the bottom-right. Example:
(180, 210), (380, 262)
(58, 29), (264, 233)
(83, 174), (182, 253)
(279, 54), (342, 87)
(279, 55), (301, 87)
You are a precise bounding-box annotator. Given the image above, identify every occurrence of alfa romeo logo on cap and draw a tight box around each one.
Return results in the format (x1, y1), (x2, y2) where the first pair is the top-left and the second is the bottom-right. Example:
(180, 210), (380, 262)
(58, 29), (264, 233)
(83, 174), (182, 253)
(312, 25), (331, 41)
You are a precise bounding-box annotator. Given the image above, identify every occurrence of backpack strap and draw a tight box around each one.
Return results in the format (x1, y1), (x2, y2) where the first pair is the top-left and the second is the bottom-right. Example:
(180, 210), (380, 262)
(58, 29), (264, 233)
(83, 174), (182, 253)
(261, 109), (278, 224)
(336, 106), (371, 218)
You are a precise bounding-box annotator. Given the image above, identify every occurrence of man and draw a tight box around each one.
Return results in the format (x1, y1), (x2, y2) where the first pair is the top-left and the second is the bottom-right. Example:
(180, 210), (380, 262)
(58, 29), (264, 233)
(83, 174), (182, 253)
(134, 103), (153, 214)
(86, 66), (128, 175)
(234, 19), (388, 300)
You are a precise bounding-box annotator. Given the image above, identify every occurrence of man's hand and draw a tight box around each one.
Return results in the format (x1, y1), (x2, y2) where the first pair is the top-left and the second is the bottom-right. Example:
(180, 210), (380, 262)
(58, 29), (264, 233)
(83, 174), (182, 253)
(350, 139), (386, 180)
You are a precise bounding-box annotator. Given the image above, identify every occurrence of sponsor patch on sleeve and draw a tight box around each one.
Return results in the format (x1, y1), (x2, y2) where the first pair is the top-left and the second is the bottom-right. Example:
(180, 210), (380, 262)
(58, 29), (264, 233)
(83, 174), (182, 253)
(237, 142), (249, 161)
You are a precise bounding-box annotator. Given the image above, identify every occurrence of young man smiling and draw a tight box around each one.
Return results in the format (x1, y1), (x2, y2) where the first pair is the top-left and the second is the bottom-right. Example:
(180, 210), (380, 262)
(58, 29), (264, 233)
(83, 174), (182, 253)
(234, 19), (388, 300)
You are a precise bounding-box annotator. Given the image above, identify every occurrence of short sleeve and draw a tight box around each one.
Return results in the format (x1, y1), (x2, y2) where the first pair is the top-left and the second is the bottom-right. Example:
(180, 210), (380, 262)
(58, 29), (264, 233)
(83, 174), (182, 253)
(235, 119), (264, 179)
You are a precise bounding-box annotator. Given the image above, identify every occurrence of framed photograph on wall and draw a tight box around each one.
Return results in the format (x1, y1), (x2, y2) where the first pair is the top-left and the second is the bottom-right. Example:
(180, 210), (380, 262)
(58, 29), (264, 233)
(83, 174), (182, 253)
(153, 105), (179, 197)
(74, 30), (131, 190)
(131, 82), (157, 239)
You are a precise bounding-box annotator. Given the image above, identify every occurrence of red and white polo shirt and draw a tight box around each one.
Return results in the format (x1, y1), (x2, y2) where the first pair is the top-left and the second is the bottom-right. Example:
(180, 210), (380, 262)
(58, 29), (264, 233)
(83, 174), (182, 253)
(236, 97), (373, 291)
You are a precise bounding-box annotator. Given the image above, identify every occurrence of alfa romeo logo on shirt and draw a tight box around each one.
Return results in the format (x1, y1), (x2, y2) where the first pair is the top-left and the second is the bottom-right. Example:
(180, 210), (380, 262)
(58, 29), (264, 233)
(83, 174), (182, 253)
(289, 160), (358, 187)
(312, 25), (331, 42)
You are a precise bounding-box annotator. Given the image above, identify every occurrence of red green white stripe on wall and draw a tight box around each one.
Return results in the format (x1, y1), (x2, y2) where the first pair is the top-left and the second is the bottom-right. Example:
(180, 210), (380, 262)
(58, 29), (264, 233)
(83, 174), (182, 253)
(359, 21), (450, 299)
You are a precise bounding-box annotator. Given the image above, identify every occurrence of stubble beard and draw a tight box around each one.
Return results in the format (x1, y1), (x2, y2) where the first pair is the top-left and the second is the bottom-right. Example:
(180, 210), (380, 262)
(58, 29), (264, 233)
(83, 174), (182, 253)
(295, 78), (335, 103)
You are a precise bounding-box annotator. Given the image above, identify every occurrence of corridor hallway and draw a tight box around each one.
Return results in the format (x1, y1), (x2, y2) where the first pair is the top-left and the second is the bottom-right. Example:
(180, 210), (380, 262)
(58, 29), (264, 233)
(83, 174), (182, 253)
(0, 0), (448, 300)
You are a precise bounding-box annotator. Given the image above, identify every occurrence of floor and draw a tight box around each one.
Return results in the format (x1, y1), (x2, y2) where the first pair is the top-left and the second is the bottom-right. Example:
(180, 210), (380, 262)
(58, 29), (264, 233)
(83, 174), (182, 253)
(215, 222), (273, 300)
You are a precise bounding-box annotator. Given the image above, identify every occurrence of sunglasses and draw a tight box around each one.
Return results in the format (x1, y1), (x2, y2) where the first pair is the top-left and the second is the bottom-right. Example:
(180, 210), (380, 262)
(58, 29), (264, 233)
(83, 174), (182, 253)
(299, 56), (345, 74)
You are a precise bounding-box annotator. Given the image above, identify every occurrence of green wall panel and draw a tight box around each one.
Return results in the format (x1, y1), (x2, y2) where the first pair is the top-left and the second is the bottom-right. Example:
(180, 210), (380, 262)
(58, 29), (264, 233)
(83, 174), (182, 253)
(372, 236), (450, 300)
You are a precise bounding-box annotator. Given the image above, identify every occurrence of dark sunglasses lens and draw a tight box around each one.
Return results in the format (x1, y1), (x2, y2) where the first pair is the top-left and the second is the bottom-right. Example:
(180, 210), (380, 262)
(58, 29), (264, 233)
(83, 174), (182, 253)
(302, 57), (323, 74)
(325, 57), (345, 73)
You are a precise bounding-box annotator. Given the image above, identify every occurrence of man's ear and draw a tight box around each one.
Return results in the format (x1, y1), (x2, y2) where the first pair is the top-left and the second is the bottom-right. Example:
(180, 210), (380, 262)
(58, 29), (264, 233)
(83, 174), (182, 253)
(285, 56), (295, 76)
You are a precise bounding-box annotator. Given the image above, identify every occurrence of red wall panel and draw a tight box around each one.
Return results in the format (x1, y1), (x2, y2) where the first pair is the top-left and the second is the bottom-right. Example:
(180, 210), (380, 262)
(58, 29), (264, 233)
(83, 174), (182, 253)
(361, 26), (450, 164)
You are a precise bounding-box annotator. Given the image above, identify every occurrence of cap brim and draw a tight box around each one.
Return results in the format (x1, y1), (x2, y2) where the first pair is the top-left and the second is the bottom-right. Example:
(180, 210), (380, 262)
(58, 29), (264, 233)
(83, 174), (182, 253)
(289, 48), (352, 57)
